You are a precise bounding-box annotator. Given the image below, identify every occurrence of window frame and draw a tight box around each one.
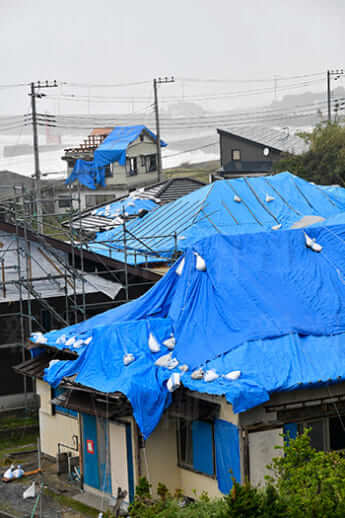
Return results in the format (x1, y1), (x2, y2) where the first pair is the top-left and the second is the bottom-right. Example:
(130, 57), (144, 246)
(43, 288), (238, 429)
(176, 417), (216, 478)
(232, 149), (241, 161)
(51, 387), (78, 419)
(126, 157), (138, 176)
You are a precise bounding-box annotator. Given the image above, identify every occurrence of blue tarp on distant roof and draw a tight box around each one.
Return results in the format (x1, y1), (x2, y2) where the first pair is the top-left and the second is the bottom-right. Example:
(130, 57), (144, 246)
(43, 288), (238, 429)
(35, 224), (345, 438)
(94, 197), (157, 219)
(66, 125), (167, 189)
(88, 172), (345, 264)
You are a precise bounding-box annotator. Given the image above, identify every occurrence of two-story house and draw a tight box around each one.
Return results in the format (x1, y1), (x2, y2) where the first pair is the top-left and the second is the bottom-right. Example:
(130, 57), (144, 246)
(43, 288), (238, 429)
(62, 125), (166, 211)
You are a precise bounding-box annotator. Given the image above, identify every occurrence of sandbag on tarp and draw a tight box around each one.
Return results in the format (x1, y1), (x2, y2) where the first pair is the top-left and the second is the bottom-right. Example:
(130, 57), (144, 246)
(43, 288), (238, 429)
(66, 125), (167, 189)
(45, 318), (174, 438)
(94, 197), (157, 219)
(39, 224), (345, 437)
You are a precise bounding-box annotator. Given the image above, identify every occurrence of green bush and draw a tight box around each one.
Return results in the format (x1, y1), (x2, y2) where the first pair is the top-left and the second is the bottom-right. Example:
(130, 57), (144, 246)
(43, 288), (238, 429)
(129, 431), (345, 517)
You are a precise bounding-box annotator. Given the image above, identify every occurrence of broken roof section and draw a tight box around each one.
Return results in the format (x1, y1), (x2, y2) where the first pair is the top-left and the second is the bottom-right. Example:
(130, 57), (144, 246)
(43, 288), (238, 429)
(68, 178), (205, 235)
(65, 125), (167, 189)
(34, 225), (345, 438)
(88, 172), (345, 264)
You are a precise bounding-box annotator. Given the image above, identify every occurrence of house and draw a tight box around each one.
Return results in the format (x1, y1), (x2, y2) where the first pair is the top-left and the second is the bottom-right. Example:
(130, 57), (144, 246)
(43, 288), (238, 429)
(15, 221), (345, 505)
(62, 126), (167, 211)
(216, 126), (307, 178)
(86, 172), (345, 268)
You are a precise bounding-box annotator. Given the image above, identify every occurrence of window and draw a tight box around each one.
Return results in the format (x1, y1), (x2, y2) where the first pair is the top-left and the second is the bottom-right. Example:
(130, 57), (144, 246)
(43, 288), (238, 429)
(52, 387), (77, 418)
(232, 149), (241, 161)
(285, 415), (345, 452)
(177, 418), (215, 476)
(146, 154), (157, 173)
(58, 197), (72, 209)
(126, 157), (138, 176)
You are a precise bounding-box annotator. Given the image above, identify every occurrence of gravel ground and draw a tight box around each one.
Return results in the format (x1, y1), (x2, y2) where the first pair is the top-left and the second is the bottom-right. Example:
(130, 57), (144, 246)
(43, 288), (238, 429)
(0, 455), (86, 518)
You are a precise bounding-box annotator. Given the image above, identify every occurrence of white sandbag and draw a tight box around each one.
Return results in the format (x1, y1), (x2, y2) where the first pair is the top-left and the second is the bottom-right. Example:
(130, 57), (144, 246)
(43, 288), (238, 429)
(312, 242), (323, 252)
(233, 194), (241, 203)
(56, 334), (66, 345)
(13, 465), (24, 479)
(304, 232), (323, 253)
(83, 336), (92, 345)
(224, 370), (241, 381)
(167, 358), (179, 370)
(65, 336), (76, 346)
(163, 336), (176, 350)
(194, 252), (206, 272)
(23, 481), (36, 499)
(148, 332), (160, 353)
(155, 352), (172, 368)
(179, 364), (189, 372)
(272, 224), (282, 230)
(204, 369), (219, 382)
(3, 464), (14, 481)
(191, 368), (204, 380)
(123, 353), (135, 366)
(167, 372), (181, 392)
(178, 235), (186, 240)
(176, 257), (185, 276)
(265, 193), (275, 203)
(48, 359), (60, 369)
(73, 339), (84, 349)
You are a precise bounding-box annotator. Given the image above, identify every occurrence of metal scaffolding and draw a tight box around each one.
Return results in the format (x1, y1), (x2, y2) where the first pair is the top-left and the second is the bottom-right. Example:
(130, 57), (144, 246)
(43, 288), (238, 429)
(0, 181), (166, 400)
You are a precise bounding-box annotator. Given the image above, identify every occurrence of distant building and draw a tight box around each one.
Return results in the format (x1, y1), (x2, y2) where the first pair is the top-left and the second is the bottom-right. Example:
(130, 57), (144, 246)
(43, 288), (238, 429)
(216, 126), (307, 178)
(62, 126), (166, 211)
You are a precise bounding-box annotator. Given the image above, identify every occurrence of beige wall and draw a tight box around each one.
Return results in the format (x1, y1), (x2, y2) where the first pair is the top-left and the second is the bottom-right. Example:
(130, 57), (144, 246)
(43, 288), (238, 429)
(138, 396), (238, 499)
(37, 379), (80, 459)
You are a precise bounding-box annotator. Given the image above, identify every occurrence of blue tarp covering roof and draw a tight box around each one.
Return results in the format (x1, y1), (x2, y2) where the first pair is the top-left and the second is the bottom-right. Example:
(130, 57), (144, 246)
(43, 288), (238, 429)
(88, 172), (345, 264)
(35, 223), (345, 439)
(93, 196), (157, 219)
(66, 125), (167, 189)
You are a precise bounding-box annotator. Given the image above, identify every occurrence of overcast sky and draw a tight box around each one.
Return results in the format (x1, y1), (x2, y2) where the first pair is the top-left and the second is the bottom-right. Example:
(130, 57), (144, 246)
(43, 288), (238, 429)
(1, 0), (345, 114)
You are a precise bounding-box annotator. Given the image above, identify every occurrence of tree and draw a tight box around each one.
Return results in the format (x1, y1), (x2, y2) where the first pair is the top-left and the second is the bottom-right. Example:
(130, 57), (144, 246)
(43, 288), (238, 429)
(274, 122), (345, 186)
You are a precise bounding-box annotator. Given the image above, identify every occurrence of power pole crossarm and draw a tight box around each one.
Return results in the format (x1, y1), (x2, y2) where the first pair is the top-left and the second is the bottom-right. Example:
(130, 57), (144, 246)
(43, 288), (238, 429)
(153, 76), (175, 182)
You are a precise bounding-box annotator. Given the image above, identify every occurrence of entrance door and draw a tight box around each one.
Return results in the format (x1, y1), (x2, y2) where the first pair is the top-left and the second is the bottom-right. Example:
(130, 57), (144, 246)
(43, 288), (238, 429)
(82, 414), (112, 494)
(109, 421), (134, 502)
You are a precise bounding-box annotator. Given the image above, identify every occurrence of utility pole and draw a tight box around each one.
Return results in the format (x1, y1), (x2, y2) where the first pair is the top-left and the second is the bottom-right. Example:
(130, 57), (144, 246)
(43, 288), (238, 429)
(29, 80), (58, 233)
(153, 76), (175, 182)
(327, 69), (344, 123)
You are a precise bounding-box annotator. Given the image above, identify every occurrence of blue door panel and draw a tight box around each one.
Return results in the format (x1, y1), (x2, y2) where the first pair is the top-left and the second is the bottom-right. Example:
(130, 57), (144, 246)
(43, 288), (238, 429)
(82, 414), (100, 490)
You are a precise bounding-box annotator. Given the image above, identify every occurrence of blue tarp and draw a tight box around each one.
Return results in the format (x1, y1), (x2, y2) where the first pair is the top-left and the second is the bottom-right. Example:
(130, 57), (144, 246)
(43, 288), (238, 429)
(89, 172), (345, 264)
(66, 125), (167, 189)
(214, 420), (240, 493)
(35, 223), (345, 438)
(94, 197), (157, 219)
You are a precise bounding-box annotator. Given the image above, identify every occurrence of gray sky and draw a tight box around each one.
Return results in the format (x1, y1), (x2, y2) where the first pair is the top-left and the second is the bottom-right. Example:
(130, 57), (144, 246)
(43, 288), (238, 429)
(1, 0), (345, 114)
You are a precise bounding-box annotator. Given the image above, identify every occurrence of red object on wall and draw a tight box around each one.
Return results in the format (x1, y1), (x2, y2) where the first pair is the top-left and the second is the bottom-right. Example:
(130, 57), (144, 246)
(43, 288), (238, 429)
(86, 439), (94, 454)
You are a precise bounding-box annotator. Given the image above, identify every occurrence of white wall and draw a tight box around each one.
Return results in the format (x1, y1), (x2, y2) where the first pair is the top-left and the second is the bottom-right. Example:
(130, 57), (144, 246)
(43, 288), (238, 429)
(37, 379), (80, 459)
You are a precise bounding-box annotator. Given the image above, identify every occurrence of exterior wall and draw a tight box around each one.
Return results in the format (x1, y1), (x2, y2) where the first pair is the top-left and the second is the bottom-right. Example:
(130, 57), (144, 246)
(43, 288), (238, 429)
(109, 137), (159, 187)
(140, 396), (238, 499)
(219, 132), (281, 167)
(248, 428), (283, 486)
(37, 379), (79, 459)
